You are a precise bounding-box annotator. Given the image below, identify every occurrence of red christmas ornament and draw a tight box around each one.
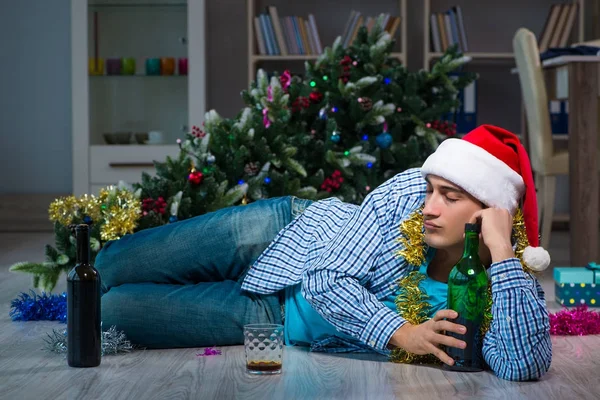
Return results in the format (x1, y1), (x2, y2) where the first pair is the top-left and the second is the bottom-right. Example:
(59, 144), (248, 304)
(192, 125), (206, 138)
(339, 56), (353, 84)
(292, 96), (310, 112)
(188, 170), (204, 185)
(429, 120), (457, 137)
(340, 55), (352, 66)
(141, 196), (167, 215)
(309, 91), (323, 104)
(320, 170), (345, 192)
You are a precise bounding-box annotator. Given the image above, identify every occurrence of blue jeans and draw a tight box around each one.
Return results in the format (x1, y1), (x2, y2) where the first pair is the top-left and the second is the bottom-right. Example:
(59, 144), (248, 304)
(95, 196), (313, 348)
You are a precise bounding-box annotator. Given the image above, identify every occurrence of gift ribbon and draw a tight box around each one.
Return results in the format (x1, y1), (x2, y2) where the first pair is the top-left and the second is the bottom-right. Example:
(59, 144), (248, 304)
(586, 262), (600, 283)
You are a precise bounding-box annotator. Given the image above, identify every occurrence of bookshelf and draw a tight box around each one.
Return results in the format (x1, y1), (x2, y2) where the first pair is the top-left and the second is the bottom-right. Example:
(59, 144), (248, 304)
(423, 0), (586, 69)
(247, 0), (407, 85)
(71, 0), (206, 196)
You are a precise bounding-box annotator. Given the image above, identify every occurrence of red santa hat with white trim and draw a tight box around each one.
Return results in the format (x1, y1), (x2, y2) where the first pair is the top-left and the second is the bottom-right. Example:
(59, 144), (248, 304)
(420, 124), (551, 271)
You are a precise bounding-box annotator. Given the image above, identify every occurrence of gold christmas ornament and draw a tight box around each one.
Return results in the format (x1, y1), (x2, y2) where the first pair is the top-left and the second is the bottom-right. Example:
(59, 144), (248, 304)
(98, 186), (142, 241)
(390, 271), (439, 364)
(48, 186), (141, 242)
(48, 194), (101, 226)
(395, 207), (426, 267)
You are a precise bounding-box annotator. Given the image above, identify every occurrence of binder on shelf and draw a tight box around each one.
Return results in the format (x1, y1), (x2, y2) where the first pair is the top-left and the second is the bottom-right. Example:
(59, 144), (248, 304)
(550, 100), (569, 135)
(459, 80), (477, 133)
(443, 74), (477, 134)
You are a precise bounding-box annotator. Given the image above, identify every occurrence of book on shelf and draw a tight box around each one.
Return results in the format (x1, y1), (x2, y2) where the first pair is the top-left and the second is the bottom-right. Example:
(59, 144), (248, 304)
(538, 2), (579, 52)
(340, 11), (402, 49)
(253, 6), (323, 56)
(430, 5), (468, 53)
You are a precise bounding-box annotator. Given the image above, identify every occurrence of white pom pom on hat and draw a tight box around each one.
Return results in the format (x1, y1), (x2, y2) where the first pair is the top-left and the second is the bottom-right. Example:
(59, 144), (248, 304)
(522, 246), (551, 272)
(421, 124), (551, 271)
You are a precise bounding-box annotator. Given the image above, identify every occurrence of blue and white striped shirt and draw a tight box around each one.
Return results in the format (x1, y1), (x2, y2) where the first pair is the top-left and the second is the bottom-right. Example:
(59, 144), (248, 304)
(241, 168), (551, 381)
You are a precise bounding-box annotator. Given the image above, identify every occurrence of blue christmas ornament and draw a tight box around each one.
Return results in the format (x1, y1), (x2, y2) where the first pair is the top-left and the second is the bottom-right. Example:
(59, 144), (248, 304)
(169, 215), (178, 223)
(264, 177), (271, 184)
(83, 215), (93, 224)
(330, 132), (341, 143)
(384, 77), (392, 85)
(319, 108), (327, 120)
(376, 132), (393, 149)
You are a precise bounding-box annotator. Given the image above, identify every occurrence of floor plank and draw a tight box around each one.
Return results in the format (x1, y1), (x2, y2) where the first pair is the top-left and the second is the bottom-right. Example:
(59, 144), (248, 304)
(1, 232), (599, 399)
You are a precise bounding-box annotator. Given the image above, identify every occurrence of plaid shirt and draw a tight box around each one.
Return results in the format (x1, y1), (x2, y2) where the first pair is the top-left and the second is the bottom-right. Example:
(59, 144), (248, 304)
(241, 168), (551, 381)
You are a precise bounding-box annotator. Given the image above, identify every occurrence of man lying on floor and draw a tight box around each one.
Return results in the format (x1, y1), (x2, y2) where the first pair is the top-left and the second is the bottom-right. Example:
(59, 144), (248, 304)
(95, 124), (552, 382)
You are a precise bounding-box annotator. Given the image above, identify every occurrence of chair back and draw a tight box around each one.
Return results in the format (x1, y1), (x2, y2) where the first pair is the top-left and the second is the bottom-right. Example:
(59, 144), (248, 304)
(513, 27), (555, 173)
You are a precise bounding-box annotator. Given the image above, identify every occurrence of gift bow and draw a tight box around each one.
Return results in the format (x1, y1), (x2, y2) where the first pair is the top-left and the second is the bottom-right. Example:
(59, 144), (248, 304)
(586, 262), (600, 271)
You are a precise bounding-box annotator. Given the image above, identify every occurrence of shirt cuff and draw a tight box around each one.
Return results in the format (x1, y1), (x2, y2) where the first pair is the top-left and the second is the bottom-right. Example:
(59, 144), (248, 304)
(358, 306), (406, 351)
(489, 258), (533, 293)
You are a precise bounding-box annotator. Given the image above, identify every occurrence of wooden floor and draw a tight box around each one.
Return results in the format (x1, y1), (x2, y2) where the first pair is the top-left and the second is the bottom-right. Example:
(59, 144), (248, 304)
(1, 231), (600, 400)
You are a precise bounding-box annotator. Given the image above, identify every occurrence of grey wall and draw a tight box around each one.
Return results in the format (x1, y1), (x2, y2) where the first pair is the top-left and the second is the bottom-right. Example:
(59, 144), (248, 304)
(0, 0), (72, 194)
(0, 0), (595, 195)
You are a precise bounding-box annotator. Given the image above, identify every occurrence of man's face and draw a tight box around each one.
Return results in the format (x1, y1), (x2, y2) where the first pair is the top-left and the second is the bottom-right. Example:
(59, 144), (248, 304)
(422, 175), (485, 250)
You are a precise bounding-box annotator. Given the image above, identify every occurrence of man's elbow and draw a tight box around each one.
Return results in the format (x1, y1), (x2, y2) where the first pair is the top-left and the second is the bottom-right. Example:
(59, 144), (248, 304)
(492, 354), (552, 381)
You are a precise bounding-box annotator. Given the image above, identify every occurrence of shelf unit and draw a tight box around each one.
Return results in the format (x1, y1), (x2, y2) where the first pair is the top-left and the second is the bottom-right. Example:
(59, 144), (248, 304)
(423, 0), (586, 69)
(246, 0), (407, 85)
(71, 0), (206, 196)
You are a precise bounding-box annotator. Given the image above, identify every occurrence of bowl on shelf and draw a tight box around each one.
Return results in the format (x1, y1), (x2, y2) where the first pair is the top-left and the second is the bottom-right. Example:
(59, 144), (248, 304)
(103, 132), (133, 145)
(134, 132), (149, 144)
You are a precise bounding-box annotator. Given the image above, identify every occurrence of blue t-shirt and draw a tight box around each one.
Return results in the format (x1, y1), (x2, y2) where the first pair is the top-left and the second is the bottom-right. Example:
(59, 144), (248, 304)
(284, 248), (448, 347)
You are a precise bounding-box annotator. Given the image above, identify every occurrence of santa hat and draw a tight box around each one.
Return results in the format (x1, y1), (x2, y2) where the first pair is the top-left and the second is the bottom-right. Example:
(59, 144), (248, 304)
(420, 124), (551, 271)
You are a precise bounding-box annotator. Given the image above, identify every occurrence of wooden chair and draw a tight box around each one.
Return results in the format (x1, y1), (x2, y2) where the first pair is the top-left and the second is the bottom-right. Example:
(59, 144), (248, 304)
(513, 28), (569, 249)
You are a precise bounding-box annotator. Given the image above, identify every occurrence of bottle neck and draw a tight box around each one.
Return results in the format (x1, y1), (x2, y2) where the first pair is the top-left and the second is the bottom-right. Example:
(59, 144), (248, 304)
(76, 228), (90, 264)
(462, 231), (480, 259)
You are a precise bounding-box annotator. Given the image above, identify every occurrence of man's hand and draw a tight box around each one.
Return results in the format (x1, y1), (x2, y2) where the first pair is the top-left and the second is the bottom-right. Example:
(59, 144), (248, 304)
(469, 207), (515, 263)
(388, 310), (467, 366)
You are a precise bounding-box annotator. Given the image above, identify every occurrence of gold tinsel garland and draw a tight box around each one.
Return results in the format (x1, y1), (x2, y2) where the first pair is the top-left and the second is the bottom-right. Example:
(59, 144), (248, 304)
(390, 207), (529, 364)
(48, 186), (141, 242)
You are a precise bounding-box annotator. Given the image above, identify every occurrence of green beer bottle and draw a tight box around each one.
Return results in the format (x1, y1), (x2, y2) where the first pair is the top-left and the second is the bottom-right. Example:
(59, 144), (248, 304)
(443, 223), (489, 372)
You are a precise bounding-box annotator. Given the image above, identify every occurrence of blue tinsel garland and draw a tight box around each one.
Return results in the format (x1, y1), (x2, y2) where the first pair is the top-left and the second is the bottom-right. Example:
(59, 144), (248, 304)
(10, 290), (67, 323)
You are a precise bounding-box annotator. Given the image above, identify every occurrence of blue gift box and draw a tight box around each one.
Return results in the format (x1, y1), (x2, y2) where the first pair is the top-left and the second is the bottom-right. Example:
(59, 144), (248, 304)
(554, 263), (600, 307)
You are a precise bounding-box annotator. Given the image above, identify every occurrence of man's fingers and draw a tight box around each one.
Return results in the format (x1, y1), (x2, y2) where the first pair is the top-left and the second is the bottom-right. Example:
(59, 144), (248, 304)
(434, 320), (466, 335)
(432, 309), (459, 322)
(432, 332), (466, 351)
(427, 343), (454, 366)
(469, 209), (483, 224)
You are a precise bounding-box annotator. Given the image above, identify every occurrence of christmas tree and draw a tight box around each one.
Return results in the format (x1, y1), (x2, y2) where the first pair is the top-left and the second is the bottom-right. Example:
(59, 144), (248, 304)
(11, 22), (476, 292)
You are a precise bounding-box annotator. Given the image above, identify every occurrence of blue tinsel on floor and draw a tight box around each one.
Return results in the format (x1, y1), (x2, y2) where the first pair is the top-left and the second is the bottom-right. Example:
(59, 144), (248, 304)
(9, 290), (67, 323)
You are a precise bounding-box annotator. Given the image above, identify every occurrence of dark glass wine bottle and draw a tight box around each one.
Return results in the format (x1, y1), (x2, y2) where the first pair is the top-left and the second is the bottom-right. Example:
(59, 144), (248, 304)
(67, 224), (101, 367)
(443, 223), (489, 372)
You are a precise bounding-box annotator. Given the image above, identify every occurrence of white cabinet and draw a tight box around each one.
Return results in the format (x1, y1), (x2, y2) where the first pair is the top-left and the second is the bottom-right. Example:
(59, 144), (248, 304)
(71, 0), (205, 195)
